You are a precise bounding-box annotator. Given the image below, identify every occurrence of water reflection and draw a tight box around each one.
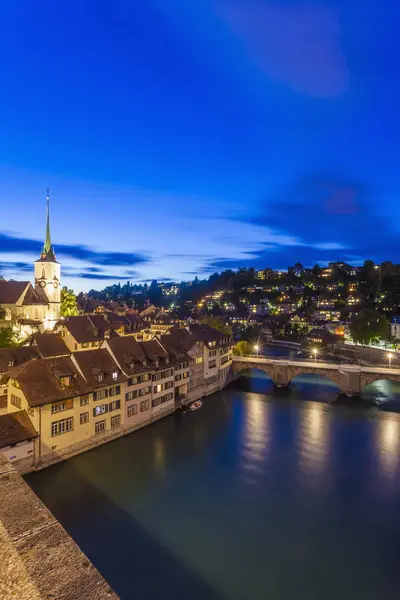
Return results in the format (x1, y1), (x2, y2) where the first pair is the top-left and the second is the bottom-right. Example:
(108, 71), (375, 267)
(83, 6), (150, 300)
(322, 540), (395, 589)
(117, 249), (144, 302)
(378, 416), (400, 478)
(154, 437), (166, 476)
(298, 402), (330, 475)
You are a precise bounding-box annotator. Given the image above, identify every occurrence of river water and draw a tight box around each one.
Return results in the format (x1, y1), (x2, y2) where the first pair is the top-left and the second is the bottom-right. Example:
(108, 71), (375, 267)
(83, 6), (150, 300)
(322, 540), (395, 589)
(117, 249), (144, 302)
(26, 347), (400, 600)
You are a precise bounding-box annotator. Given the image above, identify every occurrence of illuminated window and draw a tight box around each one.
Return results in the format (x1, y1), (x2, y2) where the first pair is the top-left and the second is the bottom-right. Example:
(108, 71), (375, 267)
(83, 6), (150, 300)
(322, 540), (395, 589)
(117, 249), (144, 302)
(195, 357), (203, 364)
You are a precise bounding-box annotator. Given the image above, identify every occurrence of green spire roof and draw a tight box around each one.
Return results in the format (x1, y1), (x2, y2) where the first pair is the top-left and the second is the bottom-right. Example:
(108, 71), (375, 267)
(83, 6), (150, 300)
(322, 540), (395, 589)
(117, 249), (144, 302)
(43, 188), (51, 253)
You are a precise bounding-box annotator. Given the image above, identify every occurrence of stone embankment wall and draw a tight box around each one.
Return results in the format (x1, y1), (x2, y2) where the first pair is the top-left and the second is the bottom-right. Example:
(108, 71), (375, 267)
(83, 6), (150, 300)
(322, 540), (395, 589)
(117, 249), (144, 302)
(333, 344), (392, 366)
(0, 455), (119, 600)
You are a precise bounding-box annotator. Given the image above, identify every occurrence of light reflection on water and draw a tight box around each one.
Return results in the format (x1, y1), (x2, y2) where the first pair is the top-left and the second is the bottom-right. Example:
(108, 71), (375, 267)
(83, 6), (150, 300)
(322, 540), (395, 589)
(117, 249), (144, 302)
(26, 369), (400, 600)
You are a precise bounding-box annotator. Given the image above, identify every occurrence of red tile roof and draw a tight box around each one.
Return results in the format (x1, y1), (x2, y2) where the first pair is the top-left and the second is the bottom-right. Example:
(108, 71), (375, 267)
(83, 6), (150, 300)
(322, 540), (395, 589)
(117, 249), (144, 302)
(0, 410), (38, 449)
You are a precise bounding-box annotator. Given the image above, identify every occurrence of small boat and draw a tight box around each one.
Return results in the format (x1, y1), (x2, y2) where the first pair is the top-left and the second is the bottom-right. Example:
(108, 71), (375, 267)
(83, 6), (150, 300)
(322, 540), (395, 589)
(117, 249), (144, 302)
(190, 400), (203, 411)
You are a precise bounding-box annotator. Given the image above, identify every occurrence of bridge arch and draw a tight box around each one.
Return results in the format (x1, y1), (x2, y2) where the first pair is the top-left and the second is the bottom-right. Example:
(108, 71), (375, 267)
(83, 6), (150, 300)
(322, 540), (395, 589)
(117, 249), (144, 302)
(361, 373), (400, 393)
(289, 371), (341, 390)
(232, 362), (277, 384)
(287, 366), (342, 389)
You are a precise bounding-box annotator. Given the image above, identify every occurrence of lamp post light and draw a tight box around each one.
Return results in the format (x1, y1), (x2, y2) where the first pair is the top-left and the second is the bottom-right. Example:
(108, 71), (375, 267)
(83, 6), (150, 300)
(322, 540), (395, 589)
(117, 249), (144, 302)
(254, 344), (260, 358)
(312, 348), (318, 363)
(387, 352), (393, 369)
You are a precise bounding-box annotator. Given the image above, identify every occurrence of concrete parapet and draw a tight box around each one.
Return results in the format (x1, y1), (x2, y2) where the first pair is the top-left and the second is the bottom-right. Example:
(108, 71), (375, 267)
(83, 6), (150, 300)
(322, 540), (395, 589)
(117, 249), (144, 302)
(0, 455), (119, 600)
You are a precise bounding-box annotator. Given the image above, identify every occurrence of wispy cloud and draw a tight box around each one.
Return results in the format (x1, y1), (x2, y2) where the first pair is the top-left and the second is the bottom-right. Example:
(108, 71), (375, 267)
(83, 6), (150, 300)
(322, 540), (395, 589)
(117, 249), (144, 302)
(0, 232), (149, 267)
(219, 0), (349, 97)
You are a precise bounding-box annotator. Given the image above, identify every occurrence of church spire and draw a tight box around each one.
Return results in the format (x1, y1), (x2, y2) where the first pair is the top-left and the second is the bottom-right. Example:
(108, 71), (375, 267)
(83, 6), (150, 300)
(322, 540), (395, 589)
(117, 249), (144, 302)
(43, 187), (51, 254)
(39, 188), (56, 262)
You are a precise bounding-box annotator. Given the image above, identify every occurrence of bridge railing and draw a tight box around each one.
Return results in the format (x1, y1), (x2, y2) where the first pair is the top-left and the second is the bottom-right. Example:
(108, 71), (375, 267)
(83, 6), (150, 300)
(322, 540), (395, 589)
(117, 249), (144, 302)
(232, 355), (400, 375)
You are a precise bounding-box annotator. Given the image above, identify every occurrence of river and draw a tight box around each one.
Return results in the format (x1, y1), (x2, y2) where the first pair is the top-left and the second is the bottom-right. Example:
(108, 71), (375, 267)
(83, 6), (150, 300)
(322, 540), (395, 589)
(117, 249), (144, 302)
(26, 346), (400, 600)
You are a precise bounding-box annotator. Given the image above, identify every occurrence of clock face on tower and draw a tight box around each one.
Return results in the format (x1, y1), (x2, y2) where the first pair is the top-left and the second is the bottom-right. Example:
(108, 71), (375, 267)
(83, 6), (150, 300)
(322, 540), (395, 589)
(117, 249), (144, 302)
(39, 280), (46, 288)
(53, 281), (59, 288)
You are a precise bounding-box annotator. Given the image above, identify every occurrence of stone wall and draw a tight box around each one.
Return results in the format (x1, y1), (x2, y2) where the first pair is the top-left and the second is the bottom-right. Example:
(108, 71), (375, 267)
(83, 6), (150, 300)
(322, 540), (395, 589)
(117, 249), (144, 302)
(0, 455), (119, 600)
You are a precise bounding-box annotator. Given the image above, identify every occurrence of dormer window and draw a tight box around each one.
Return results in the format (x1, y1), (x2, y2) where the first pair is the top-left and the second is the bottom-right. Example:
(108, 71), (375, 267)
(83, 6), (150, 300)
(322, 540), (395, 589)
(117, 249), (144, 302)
(112, 370), (118, 380)
(8, 360), (14, 367)
(165, 357), (169, 365)
(142, 359), (147, 368)
(97, 372), (104, 383)
(129, 361), (135, 371)
(155, 359), (159, 368)
(60, 375), (72, 388)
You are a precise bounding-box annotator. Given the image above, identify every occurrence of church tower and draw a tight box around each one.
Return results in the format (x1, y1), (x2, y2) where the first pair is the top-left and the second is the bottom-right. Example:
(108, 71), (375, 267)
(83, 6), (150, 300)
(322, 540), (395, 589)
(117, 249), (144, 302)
(34, 189), (61, 324)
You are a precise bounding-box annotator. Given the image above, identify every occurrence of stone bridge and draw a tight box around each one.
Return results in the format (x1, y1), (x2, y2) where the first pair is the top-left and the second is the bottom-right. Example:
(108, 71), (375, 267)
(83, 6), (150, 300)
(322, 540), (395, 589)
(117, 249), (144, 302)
(232, 356), (400, 397)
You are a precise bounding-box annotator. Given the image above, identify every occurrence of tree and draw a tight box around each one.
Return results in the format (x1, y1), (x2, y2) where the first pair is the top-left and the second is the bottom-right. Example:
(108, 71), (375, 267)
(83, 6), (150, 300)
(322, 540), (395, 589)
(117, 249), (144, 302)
(233, 341), (253, 356)
(349, 309), (390, 345)
(0, 326), (17, 348)
(199, 316), (232, 336)
(61, 286), (79, 317)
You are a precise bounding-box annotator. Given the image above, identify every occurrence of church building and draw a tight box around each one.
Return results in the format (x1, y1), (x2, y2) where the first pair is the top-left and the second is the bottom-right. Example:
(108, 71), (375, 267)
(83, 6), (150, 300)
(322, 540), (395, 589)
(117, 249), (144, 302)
(0, 191), (61, 337)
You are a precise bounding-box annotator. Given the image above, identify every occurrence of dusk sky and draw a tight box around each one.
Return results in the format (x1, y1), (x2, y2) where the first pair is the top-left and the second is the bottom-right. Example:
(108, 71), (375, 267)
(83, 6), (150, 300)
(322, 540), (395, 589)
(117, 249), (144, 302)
(1, 0), (400, 291)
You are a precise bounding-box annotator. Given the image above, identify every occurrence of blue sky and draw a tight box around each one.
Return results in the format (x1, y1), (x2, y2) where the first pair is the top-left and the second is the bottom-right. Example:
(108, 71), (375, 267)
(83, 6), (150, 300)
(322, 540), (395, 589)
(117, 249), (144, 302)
(1, 0), (400, 291)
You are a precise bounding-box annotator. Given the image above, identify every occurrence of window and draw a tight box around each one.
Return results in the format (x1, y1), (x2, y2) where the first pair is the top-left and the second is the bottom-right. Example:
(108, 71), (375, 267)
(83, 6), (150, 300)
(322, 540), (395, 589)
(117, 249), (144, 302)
(175, 373), (182, 382)
(95, 420), (106, 433)
(209, 350), (217, 357)
(80, 412), (89, 424)
(165, 380), (173, 390)
(80, 395), (89, 406)
(126, 390), (138, 401)
(154, 384), (163, 394)
(51, 399), (73, 414)
(8, 359), (14, 367)
(142, 373), (150, 382)
(82, 342), (89, 349)
(112, 370), (118, 380)
(11, 394), (21, 409)
(208, 360), (217, 369)
(127, 404), (137, 417)
(93, 404), (108, 417)
(183, 372), (189, 379)
(109, 400), (121, 412)
(195, 357), (203, 364)
(59, 375), (72, 387)
(51, 417), (73, 437)
(97, 373), (104, 383)
(140, 400), (149, 412)
(128, 376), (138, 386)
(94, 388), (108, 401)
(109, 385), (121, 397)
(111, 415), (121, 428)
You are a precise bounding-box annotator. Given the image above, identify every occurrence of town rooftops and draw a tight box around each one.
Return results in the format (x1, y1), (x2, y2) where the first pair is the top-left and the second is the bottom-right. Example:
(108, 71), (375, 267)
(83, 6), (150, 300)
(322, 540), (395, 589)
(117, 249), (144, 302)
(0, 347), (39, 375)
(0, 281), (30, 304)
(159, 327), (198, 354)
(59, 315), (119, 344)
(105, 336), (149, 375)
(72, 349), (126, 388)
(188, 323), (232, 347)
(2, 356), (90, 407)
(31, 333), (70, 358)
(0, 410), (38, 449)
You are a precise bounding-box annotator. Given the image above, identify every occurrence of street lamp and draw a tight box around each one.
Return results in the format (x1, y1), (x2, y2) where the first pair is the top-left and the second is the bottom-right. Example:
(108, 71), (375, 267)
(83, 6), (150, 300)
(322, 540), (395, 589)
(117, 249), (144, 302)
(254, 344), (260, 358)
(312, 348), (318, 363)
(387, 352), (393, 369)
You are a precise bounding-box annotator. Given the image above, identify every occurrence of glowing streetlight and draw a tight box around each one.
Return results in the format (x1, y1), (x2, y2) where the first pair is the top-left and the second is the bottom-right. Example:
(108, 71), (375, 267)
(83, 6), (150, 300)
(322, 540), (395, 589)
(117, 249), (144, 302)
(312, 347), (318, 363)
(254, 344), (260, 358)
(387, 352), (393, 369)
